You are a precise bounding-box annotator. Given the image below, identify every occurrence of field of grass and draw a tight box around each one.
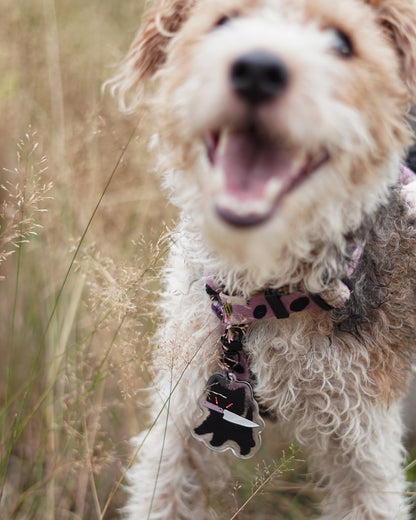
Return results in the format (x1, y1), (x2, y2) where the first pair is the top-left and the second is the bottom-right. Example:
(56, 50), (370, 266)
(0, 1), (415, 519)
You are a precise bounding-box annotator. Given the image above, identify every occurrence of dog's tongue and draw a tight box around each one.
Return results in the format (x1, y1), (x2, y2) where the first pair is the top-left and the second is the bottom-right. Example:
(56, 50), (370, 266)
(209, 130), (327, 227)
(217, 131), (293, 202)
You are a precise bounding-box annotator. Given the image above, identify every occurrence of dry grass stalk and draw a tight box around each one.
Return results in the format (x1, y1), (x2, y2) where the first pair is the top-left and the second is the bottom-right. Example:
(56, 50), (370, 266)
(0, 129), (52, 279)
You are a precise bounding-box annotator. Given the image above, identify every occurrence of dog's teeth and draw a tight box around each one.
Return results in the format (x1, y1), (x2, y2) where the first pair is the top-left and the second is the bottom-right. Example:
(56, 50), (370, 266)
(212, 166), (225, 191)
(218, 129), (230, 155)
(265, 178), (284, 202)
(216, 193), (271, 216)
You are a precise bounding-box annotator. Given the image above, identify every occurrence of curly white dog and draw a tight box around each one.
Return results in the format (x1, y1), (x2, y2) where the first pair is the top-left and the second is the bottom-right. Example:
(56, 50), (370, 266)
(110, 0), (416, 518)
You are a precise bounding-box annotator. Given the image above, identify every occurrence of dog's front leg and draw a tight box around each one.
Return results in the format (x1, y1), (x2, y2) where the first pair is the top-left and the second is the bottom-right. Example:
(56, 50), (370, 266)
(123, 373), (226, 520)
(309, 399), (410, 520)
(123, 261), (227, 520)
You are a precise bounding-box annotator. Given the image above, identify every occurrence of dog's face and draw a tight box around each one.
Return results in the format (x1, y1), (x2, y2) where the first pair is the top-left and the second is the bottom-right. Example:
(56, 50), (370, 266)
(114, 0), (416, 282)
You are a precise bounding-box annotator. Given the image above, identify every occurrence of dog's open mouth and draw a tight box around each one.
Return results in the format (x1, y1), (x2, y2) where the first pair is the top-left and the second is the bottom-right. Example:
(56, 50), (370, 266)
(205, 126), (329, 228)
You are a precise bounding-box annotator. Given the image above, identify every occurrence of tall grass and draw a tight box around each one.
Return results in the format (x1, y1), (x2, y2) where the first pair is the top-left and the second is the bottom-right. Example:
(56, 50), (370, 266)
(0, 1), (415, 519)
(0, 1), (165, 517)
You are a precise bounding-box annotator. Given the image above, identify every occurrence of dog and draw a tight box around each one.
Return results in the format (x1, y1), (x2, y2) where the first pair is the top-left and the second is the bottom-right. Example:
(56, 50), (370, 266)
(109, 0), (416, 518)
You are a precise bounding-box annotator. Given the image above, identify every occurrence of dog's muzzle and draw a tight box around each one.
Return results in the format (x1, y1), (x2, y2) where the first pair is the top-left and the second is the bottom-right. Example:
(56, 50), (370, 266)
(204, 50), (329, 228)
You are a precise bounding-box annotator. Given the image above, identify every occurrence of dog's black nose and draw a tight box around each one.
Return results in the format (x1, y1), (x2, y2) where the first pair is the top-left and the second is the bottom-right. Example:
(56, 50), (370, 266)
(230, 51), (289, 104)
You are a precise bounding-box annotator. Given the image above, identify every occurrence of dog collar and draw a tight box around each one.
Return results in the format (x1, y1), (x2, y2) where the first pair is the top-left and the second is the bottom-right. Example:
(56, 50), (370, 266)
(205, 279), (333, 330)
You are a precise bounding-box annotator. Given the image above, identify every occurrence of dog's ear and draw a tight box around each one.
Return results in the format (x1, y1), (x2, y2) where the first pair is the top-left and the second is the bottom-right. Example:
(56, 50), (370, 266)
(107, 0), (195, 111)
(129, 0), (195, 80)
(367, 0), (416, 100)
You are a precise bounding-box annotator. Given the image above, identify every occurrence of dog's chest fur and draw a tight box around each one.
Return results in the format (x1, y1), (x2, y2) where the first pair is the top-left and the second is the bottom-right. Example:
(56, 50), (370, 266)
(227, 187), (416, 421)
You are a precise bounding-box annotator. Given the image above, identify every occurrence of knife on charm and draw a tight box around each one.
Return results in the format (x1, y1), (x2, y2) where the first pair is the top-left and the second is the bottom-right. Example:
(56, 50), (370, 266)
(201, 400), (260, 428)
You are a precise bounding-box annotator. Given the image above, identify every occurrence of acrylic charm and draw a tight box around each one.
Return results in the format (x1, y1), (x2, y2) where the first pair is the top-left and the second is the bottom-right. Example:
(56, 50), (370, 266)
(193, 373), (264, 459)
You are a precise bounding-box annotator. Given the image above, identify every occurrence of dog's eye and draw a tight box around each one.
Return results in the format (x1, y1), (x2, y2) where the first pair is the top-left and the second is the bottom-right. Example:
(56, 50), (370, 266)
(330, 28), (354, 58)
(213, 11), (238, 29)
(215, 15), (230, 27)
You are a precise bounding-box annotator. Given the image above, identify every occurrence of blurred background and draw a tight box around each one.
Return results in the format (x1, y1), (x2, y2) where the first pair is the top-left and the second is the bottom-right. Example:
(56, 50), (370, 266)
(0, 1), (414, 519)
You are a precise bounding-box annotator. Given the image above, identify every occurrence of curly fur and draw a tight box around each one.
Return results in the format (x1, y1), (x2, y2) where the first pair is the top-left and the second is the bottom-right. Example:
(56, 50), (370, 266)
(109, 0), (416, 518)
